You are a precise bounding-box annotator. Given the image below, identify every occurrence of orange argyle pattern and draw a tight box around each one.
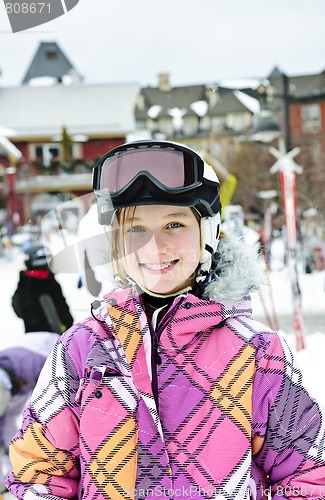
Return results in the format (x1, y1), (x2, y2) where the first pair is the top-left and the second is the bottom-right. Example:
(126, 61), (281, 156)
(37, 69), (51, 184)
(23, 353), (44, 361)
(107, 304), (142, 367)
(210, 343), (255, 436)
(89, 416), (138, 500)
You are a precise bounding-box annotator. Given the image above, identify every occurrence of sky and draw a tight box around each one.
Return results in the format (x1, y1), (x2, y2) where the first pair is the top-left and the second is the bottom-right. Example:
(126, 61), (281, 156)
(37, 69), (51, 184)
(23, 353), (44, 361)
(0, 0), (325, 89)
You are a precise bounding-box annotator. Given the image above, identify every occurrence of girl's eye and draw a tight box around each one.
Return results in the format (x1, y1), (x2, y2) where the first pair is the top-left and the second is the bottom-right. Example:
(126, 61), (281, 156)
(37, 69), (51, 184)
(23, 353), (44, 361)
(128, 225), (144, 233)
(168, 222), (183, 229)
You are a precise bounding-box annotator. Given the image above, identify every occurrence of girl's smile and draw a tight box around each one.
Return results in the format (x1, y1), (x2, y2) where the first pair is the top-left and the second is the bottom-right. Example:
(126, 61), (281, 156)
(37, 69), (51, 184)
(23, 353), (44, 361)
(140, 259), (178, 272)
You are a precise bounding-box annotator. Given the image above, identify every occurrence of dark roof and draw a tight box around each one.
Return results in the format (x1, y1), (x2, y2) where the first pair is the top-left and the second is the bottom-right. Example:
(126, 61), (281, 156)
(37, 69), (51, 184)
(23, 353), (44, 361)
(22, 41), (81, 84)
(269, 71), (325, 99)
(135, 84), (207, 121)
(234, 67), (325, 103)
(268, 65), (284, 78)
(208, 87), (252, 116)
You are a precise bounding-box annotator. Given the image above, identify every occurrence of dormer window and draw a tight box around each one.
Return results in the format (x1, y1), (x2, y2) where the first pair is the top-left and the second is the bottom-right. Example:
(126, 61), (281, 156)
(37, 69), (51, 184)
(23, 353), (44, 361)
(46, 50), (58, 60)
(301, 103), (321, 133)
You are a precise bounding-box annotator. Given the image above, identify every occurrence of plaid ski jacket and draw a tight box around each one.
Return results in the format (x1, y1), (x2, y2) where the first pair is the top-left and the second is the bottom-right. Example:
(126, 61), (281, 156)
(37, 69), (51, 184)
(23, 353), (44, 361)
(6, 286), (325, 499)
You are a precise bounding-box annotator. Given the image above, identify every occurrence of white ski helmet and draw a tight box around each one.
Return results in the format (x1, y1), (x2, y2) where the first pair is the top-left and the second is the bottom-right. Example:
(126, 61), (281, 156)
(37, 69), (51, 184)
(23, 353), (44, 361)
(93, 140), (222, 282)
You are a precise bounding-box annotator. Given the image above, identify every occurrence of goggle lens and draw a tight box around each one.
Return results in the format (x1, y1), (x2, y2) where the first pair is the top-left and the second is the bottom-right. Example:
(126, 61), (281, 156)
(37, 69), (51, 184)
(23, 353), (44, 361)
(99, 147), (197, 192)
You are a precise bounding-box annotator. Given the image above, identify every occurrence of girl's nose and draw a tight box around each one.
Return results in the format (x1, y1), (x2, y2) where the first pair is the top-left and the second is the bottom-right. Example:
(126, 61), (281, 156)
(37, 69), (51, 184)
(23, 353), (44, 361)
(143, 231), (167, 255)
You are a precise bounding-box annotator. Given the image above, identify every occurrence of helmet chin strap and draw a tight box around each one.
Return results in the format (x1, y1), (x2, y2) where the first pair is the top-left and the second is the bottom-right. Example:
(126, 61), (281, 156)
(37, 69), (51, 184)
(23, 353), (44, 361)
(196, 214), (221, 283)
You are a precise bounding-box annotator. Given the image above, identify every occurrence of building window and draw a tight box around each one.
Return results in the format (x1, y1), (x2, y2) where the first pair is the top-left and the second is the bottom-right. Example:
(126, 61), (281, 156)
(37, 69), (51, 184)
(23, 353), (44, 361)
(46, 50), (57, 60)
(226, 112), (251, 132)
(183, 116), (199, 136)
(32, 144), (60, 166)
(158, 118), (174, 137)
(211, 116), (226, 134)
(30, 143), (80, 166)
(301, 103), (321, 133)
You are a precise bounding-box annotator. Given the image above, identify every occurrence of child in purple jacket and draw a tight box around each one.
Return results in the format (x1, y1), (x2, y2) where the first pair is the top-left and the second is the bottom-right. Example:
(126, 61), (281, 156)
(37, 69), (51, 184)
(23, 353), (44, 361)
(0, 347), (47, 494)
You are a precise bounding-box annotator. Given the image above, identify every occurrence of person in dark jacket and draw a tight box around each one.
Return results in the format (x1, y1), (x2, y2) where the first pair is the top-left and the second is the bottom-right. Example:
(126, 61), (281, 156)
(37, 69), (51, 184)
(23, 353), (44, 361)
(11, 244), (73, 334)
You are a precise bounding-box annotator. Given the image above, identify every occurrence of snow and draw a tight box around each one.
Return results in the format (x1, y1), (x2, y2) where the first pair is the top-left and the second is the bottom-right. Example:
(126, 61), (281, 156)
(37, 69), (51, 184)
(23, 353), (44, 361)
(1, 235), (324, 407)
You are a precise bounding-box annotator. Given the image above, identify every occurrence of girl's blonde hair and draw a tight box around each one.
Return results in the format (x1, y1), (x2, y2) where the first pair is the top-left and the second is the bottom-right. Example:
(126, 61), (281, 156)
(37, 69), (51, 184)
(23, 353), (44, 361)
(111, 206), (136, 286)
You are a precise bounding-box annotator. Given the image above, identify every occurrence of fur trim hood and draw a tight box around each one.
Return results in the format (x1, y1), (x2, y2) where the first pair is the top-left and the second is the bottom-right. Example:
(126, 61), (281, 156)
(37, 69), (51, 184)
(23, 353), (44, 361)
(201, 233), (266, 306)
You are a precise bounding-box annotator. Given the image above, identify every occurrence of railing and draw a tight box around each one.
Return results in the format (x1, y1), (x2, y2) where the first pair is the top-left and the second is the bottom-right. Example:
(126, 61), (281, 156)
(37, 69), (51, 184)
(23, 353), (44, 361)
(15, 173), (92, 193)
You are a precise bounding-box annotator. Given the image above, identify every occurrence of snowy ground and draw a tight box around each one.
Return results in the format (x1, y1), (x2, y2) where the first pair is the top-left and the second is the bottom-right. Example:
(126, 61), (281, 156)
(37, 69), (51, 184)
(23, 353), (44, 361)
(1, 236), (324, 407)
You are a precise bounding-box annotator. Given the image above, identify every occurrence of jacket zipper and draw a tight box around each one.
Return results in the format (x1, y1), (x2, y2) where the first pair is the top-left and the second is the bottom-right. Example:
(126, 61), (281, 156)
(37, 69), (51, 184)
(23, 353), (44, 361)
(150, 296), (186, 411)
(153, 335), (162, 365)
(148, 321), (160, 411)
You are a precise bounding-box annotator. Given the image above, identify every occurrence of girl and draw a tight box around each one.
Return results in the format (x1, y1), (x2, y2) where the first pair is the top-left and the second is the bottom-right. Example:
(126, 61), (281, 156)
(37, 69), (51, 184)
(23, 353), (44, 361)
(6, 140), (325, 499)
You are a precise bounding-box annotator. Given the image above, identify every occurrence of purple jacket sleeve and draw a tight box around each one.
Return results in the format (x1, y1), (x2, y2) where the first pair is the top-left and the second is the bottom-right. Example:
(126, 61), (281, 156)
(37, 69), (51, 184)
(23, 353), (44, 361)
(5, 334), (82, 499)
(252, 333), (325, 499)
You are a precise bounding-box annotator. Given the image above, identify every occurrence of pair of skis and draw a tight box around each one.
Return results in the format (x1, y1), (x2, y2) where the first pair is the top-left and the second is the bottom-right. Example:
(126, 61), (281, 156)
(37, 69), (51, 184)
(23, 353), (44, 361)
(269, 141), (307, 350)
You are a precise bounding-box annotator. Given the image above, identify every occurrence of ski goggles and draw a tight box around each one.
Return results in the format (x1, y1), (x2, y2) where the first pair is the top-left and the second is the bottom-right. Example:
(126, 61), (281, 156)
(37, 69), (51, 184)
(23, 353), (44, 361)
(92, 141), (204, 197)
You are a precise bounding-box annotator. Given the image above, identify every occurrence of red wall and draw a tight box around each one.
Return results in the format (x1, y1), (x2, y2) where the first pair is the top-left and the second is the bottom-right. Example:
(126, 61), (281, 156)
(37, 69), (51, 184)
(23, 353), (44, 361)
(290, 104), (302, 143)
(320, 102), (325, 134)
(82, 138), (125, 162)
(17, 142), (29, 160)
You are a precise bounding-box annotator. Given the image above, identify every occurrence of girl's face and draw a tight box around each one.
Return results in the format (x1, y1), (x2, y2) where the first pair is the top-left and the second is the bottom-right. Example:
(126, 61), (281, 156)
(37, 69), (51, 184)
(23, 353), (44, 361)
(119, 205), (200, 295)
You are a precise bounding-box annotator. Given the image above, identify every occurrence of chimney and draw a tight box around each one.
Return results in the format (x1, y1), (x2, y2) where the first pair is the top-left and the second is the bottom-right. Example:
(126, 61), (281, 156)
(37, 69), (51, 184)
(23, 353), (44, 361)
(158, 73), (171, 91)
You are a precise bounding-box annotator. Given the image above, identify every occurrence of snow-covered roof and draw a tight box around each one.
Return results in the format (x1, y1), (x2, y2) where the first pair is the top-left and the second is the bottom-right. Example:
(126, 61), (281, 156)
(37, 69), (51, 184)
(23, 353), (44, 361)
(0, 82), (140, 138)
